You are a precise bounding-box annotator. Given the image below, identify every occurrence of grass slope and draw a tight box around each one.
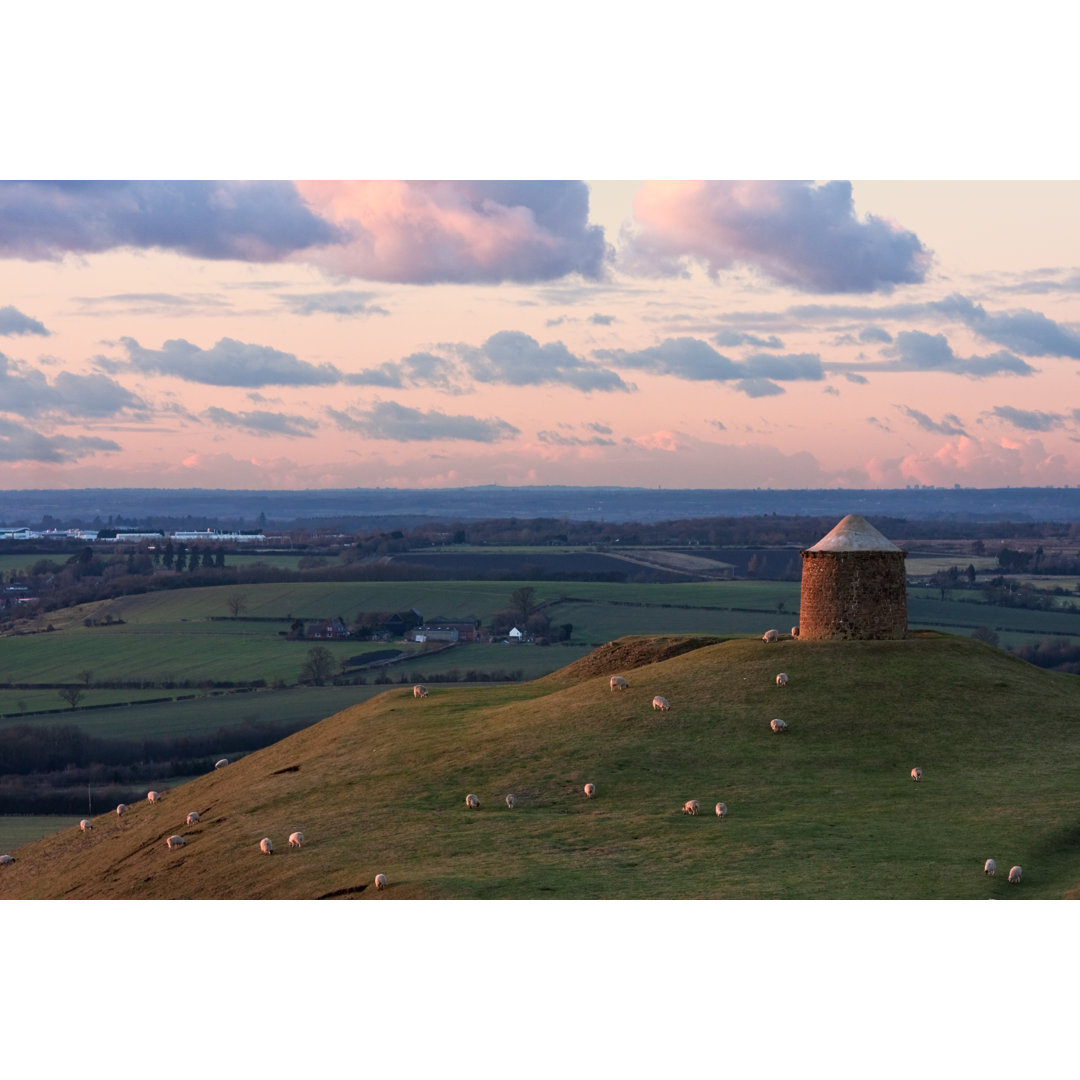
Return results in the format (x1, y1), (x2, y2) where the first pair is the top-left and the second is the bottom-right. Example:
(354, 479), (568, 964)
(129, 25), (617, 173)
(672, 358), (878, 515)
(3, 632), (1079, 899)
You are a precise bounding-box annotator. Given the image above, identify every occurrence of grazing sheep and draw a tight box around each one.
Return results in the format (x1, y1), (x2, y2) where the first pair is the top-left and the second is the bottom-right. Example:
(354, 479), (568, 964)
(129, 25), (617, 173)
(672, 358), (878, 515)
(465, 793), (480, 809)
(147, 791), (159, 803)
(186, 811), (200, 826)
(289, 831), (304, 848)
(0, 854), (15, 865)
(984, 858), (997, 877)
(715, 802), (728, 819)
(80, 819), (92, 832)
(776, 673), (789, 687)
(762, 629), (779, 643)
(584, 783), (596, 798)
(116, 803), (127, 817)
(166, 835), (186, 850)
(791, 626), (800, 638)
(260, 837), (273, 855)
(505, 793), (516, 809)
(682, 799), (700, 816)
(413, 684), (428, 698)
(1008, 865), (1022, 884)
(610, 675), (629, 691)
(214, 758), (228, 769)
(375, 873), (387, 891)
(770, 717), (788, 734)
(652, 695), (670, 711)
(911, 767), (923, 782)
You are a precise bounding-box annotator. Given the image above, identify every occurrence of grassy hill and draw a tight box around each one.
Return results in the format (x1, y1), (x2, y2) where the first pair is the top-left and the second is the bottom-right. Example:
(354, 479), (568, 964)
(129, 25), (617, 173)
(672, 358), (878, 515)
(3, 631), (1079, 899)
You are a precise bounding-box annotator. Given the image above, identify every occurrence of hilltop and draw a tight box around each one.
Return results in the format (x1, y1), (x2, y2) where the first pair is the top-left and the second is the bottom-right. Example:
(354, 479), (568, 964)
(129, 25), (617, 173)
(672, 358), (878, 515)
(3, 632), (1080, 899)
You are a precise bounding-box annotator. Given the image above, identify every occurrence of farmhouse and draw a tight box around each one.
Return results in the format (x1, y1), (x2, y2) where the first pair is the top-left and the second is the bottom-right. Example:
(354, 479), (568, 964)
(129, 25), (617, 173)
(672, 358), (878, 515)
(799, 514), (908, 640)
(305, 618), (350, 640)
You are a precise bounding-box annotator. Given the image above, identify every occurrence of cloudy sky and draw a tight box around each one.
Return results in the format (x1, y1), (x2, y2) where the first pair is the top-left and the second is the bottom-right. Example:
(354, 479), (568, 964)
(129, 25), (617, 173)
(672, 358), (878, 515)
(3, 179), (1080, 490)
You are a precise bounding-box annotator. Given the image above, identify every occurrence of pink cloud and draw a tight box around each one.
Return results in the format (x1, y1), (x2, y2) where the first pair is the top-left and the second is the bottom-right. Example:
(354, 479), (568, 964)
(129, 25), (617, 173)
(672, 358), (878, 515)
(295, 181), (606, 284)
(867, 435), (1072, 487)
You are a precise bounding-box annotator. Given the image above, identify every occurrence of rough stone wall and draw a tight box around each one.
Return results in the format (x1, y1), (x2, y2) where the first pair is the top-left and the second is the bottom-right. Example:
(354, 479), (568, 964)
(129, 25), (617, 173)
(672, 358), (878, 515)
(799, 550), (908, 640)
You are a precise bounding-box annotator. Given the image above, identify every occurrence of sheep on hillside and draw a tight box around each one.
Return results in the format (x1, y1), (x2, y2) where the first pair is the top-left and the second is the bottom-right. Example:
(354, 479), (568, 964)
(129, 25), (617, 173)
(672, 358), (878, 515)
(260, 837), (273, 855)
(147, 791), (160, 803)
(413, 684), (428, 698)
(911, 767), (923, 782)
(166, 835), (186, 850)
(0, 854), (15, 865)
(584, 783), (596, 798)
(770, 718), (788, 734)
(1008, 865), (1023, 884)
(375, 873), (387, 891)
(715, 802), (728, 819)
(505, 794), (516, 809)
(465, 793), (480, 809)
(80, 819), (92, 832)
(610, 675), (629, 691)
(116, 803), (127, 817)
(776, 673), (789, 687)
(186, 812), (200, 826)
(214, 759), (229, 769)
(652, 695), (670, 711)
(984, 859), (996, 877)
(762, 629), (779, 643)
(682, 799), (700, 816)
(289, 831), (304, 848)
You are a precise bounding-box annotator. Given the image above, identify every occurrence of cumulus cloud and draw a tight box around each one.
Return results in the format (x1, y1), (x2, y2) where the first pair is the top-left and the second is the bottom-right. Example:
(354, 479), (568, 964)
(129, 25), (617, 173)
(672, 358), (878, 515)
(295, 180), (609, 284)
(326, 400), (519, 442)
(742, 352), (824, 381)
(736, 378), (785, 398)
(0, 305), (48, 336)
(881, 331), (1036, 377)
(0, 417), (120, 462)
(932, 294), (1080, 358)
(344, 351), (462, 392)
(0, 353), (146, 418)
(465, 331), (631, 392)
(110, 336), (342, 387)
(588, 313), (615, 325)
(859, 326), (892, 344)
(712, 329), (784, 349)
(988, 405), (1064, 432)
(0, 180), (338, 262)
(897, 406), (967, 436)
(278, 290), (389, 317)
(621, 180), (930, 293)
(202, 407), (319, 438)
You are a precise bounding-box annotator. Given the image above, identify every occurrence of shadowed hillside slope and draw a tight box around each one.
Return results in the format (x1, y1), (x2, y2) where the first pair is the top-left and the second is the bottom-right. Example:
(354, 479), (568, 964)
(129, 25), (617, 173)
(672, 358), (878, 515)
(3, 632), (1079, 899)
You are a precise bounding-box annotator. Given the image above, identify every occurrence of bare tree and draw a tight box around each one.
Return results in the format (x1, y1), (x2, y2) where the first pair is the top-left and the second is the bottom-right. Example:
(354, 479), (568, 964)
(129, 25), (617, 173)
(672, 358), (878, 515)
(300, 646), (335, 686)
(59, 686), (85, 709)
(510, 586), (539, 622)
(227, 592), (248, 617)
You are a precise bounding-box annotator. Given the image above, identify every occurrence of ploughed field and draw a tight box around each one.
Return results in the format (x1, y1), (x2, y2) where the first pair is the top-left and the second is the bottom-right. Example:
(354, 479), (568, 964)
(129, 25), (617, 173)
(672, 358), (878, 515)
(3, 632), (1079, 899)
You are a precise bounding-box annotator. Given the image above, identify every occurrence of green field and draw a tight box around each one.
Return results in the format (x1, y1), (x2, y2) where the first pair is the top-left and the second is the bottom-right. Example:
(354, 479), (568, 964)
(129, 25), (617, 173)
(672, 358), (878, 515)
(5, 632), (1080, 899)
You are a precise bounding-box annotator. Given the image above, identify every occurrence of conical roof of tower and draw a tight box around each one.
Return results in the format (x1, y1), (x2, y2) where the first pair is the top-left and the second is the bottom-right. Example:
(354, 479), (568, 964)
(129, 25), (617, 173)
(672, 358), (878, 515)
(806, 514), (902, 552)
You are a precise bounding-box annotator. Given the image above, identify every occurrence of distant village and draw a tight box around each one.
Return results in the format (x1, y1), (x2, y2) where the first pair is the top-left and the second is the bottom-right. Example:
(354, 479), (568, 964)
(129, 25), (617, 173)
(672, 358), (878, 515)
(0, 528), (268, 543)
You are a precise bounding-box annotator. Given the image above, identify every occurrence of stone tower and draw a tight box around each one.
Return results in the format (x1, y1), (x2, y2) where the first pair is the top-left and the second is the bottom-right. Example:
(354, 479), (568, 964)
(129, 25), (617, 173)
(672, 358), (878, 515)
(798, 514), (907, 640)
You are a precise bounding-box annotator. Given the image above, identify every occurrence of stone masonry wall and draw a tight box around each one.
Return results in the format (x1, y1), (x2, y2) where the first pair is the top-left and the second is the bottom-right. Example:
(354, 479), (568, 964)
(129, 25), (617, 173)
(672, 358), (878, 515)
(799, 550), (908, 640)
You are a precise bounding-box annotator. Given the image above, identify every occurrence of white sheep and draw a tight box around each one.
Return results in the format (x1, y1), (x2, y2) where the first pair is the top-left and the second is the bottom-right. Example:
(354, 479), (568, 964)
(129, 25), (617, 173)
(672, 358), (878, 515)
(214, 758), (228, 769)
(413, 684), (428, 698)
(375, 873), (387, 891)
(166, 834), (186, 849)
(584, 783), (596, 798)
(911, 767), (922, 782)
(770, 717), (788, 734)
(682, 799), (700, 816)
(791, 626), (800, 638)
(0, 854), (14, 865)
(1008, 865), (1022, 884)
(80, 819), (92, 832)
(762, 629), (779, 643)
(652, 695), (670, 711)
(186, 811), (200, 826)
(984, 858), (996, 877)
(289, 831), (304, 848)
(147, 790), (159, 803)
(116, 803), (127, 817)
(715, 802), (728, 819)
(465, 793), (480, 809)
(776, 673), (788, 687)
(260, 837), (273, 855)
(505, 793), (516, 809)
(610, 675), (629, 691)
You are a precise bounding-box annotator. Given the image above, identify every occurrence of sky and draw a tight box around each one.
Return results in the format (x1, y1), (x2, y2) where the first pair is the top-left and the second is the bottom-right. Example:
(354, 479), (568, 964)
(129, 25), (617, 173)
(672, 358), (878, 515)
(4, 178), (1080, 491)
